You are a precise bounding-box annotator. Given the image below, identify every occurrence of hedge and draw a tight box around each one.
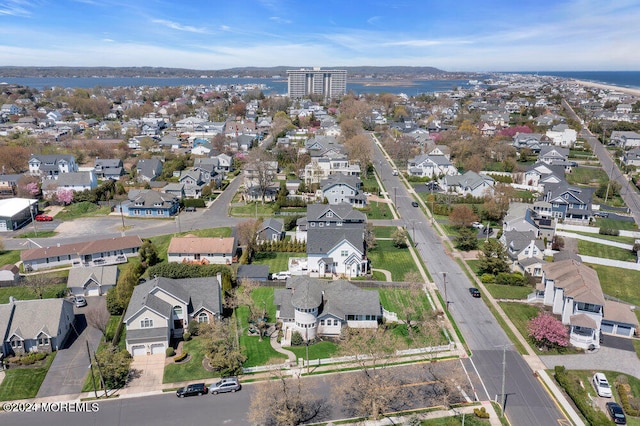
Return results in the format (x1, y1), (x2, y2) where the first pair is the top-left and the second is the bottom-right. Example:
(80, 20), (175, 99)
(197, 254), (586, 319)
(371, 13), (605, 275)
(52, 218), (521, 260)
(183, 198), (206, 208)
(616, 376), (640, 417)
(147, 263), (233, 280)
(174, 352), (189, 362)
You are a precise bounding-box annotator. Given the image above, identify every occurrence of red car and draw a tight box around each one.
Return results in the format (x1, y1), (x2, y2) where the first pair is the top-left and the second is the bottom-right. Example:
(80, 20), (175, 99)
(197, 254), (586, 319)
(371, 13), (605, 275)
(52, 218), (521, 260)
(35, 214), (53, 221)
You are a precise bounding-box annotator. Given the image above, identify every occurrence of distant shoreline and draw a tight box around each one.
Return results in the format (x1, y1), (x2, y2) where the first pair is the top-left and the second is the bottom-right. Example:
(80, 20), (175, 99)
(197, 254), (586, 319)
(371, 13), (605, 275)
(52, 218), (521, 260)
(571, 79), (640, 97)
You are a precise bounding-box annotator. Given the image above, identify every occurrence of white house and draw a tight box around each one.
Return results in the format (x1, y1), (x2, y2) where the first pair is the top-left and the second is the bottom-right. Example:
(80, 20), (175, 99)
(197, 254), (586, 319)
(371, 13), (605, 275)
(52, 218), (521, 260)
(540, 260), (604, 350)
(167, 237), (237, 265)
(273, 276), (381, 345)
(407, 154), (458, 178)
(546, 124), (577, 148)
(441, 171), (494, 197)
(42, 171), (98, 198)
(320, 175), (366, 207)
(307, 227), (367, 278)
(28, 154), (78, 179)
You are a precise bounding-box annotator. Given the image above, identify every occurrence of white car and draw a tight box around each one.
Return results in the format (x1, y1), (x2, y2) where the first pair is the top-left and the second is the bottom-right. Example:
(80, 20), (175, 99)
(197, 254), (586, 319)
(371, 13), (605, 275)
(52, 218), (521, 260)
(72, 296), (87, 308)
(272, 272), (291, 280)
(472, 222), (484, 229)
(593, 372), (612, 398)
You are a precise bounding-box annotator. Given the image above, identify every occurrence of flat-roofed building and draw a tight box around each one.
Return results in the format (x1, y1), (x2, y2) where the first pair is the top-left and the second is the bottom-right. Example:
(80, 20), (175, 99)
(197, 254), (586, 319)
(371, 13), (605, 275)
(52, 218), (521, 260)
(287, 68), (346, 100)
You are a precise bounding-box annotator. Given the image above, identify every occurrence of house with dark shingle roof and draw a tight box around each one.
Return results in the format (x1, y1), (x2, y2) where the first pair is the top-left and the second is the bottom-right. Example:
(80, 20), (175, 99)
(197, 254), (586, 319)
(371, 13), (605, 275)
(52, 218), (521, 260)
(256, 218), (284, 243)
(135, 158), (163, 182)
(499, 230), (545, 277)
(124, 276), (222, 356)
(274, 276), (381, 344)
(94, 158), (124, 180)
(67, 265), (119, 297)
(42, 171), (98, 197)
(28, 154), (78, 179)
(442, 171), (495, 197)
(307, 226), (367, 278)
(0, 297), (75, 357)
(320, 174), (366, 207)
(296, 203), (366, 242)
(120, 189), (179, 217)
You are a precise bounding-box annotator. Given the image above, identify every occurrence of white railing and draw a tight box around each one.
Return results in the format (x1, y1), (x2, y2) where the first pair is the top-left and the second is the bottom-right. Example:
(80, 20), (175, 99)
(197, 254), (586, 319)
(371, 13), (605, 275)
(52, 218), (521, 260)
(382, 308), (398, 322)
(242, 362), (290, 374)
(300, 343), (454, 367)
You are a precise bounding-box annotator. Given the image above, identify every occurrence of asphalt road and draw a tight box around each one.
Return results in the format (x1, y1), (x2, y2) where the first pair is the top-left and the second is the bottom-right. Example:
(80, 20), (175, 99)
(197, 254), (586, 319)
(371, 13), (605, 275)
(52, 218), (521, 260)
(371, 135), (565, 426)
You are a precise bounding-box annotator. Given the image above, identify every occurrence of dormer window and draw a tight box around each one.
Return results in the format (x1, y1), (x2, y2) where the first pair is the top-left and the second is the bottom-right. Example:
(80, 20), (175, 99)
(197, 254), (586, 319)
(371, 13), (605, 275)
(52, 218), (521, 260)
(140, 318), (153, 328)
(326, 212), (333, 218)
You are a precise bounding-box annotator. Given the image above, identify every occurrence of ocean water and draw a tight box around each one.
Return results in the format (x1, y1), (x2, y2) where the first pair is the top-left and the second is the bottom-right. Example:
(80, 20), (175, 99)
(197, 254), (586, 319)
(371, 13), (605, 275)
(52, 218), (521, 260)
(526, 71), (640, 90)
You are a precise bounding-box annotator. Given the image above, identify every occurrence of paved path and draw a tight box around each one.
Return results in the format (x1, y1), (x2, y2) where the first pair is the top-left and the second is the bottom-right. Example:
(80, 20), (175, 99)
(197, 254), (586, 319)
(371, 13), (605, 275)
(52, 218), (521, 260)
(120, 354), (165, 396)
(269, 333), (296, 362)
(580, 255), (640, 270)
(371, 268), (392, 281)
(539, 346), (640, 378)
(557, 230), (634, 249)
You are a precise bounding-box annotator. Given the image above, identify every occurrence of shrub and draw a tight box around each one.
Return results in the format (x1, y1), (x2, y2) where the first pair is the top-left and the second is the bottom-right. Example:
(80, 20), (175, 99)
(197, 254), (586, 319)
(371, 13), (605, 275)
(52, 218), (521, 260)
(616, 378), (640, 416)
(18, 352), (47, 365)
(480, 274), (496, 284)
(183, 198), (206, 208)
(187, 320), (200, 336)
(166, 347), (176, 357)
(183, 332), (191, 341)
(599, 227), (620, 236)
(290, 331), (303, 346)
(106, 288), (124, 315)
(473, 406), (490, 418)
(174, 352), (188, 363)
(495, 272), (527, 286)
(554, 366), (612, 425)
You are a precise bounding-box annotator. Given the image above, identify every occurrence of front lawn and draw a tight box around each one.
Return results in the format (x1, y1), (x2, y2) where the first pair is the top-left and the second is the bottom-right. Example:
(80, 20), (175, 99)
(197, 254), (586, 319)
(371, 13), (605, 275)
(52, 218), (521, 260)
(577, 240), (636, 262)
(163, 337), (221, 384)
(566, 167), (607, 185)
(0, 250), (20, 266)
(54, 201), (112, 221)
(358, 201), (393, 219)
(0, 352), (56, 401)
(16, 231), (57, 239)
(229, 202), (276, 217)
(596, 217), (638, 231)
(367, 239), (420, 281)
(590, 264), (640, 306)
(252, 252), (301, 274)
(288, 341), (339, 360)
(377, 287), (433, 316)
(373, 226), (398, 239)
(570, 231), (636, 244)
(484, 284), (532, 300)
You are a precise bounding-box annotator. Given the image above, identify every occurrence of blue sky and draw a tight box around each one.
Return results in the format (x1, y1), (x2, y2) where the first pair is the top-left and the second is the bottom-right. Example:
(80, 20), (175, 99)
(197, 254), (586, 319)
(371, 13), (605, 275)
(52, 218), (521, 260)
(1, 0), (639, 71)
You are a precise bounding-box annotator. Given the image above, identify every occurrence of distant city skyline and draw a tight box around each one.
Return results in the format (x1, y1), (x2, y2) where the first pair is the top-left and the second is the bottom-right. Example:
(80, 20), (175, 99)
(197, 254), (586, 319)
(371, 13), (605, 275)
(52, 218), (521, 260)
(1, 0), (639, 71)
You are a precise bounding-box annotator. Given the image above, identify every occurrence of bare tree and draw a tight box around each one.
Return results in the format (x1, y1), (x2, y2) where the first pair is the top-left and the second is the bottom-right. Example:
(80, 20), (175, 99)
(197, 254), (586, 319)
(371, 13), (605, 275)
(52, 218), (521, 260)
(248, 372), (328, 426)
(245, 149), (277, 204)
(344, 133), (373, 169)
(423, 360), (470, 410)
(236, 219), (261, 261)
(86, 304), (110, 337)
(22, 274), (51, 299)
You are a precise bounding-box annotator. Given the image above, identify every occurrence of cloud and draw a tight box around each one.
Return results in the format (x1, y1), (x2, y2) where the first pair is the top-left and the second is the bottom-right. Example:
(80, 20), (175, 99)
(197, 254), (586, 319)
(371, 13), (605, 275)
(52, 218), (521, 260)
(269, 16), (291, 24)
(367, 16), (380, 25)
(0, 0), (34, 17)
(151, 19), (208, 34)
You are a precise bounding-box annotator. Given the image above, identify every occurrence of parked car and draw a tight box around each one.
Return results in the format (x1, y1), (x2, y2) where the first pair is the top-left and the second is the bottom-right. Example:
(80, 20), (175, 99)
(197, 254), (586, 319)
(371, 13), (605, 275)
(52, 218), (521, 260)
(425, 182), (440, 191)
(471, 222), (484, 229)
(272, 271), (291, 280)
(184, 206), (196, 212)
(176, 383), (208, 398)
(482, 227), (494, 235)
(411, 201), (419, 207)
(593, 372), (613, 398)
(595, 211), (609, 218)
(606, 401), (627, 424)
(392, 169), (399, 176)
(72, 296), (87, 308)
(35, 214), (53, 221)
(469, 287), (481, 298)
(210, 377), (241, 394)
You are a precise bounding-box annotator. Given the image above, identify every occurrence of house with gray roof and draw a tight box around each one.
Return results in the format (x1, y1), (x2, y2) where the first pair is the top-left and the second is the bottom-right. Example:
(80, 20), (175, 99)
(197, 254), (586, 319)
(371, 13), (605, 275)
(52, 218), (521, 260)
(256, 218), (284, 243)
(28, 154), (78, 179)
(307, 226), (367, 278)
(539, 146), (571, 170)
(622, 147), (640, 168)
(120, 189), (179, 217)
(124, 275), (223, 356)
(236, 264), (270, 282)
(42, 171), (98, 198)
(441, 171), (495, 198)
(274, 276), (381, 344)
(67, 265), (119, 297)
(611, 131), (640, 149)
(320, 174), (366, 207)
(94, 158), (124, 180)
(296, 203), (366, 242)
(135, 158), (163, 182)
(407, 154), (458, 178)
(0, 297), (75, 358)
(500, 230), (545, 277)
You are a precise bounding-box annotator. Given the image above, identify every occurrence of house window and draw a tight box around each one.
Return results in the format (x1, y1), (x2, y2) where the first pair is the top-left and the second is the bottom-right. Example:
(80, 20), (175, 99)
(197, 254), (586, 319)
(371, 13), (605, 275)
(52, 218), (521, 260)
(337, 222), (342, 227)
(333, 319), (338, 326)
(326, 212), (333, 218)
(173, 306), (183, 317)
(198, 312), (209, 323)
(140, 318), (153, 328)
(320, 320), (325, 326)
(146, 210), (152, 215)
(38, 337), (49, 345)
(134, 210), (140, 215)
(341, 250), (348, 257)
(11, 340), (22, 348)
(310, 222), (315, 227)
(157, 210), (162, 215)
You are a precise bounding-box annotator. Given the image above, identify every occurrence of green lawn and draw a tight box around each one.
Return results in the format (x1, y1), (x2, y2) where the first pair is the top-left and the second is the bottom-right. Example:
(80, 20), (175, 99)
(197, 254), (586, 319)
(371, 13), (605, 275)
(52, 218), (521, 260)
(377, 287), (433, 315)
(288, 341), (339, 360)
(54, 202), (112, 221)
(513, 190), (537, 201)
(373, 226), (398, 239)
(439, 223), (462, 237)
(16, 231), (57, 239)
(484, 284), (533, 300)
(367, 239), (419, 281)
(570, 231), (636, 244)
(229, 202), (276, 217)
(577, 240), (636, 262)
(252, 252), (301, 274)
(0, 352), (56, 401)
(0, 250), (20, 266)
(358, 201), (393, 220)
(420, 415), (492, 425)
(163, 337), (222, 384)
(0, 283), (67, 304)
(596, 217), (638, 231)
(590, 264), (640, 306)
(149, 227), (232, 262)
(361, 175), (380, 192)
(566, 167), (608, 185)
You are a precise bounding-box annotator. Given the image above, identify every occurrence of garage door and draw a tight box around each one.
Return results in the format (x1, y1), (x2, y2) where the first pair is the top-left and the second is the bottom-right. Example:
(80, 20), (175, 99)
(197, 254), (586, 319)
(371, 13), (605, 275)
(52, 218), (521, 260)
(601, 321), (614, 334)
(150, 343), (165, 355)
(85, 286), (100, 297)
(616, 326), (632, 337)
(0, 221), (6, 232)
(131, 345), (146, 357)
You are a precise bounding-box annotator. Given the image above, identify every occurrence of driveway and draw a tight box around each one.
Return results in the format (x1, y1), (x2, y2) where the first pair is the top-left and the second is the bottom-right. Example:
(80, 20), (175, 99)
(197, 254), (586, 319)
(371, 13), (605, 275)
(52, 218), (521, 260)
(36, 297), (104, 398)
(121, 354), (165, 395)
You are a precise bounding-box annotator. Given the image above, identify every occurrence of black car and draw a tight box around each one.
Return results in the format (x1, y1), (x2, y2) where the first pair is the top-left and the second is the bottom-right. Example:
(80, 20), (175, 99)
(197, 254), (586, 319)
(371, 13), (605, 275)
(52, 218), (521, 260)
(176, 383), (208, 398)
(469, 287), (481, 298)
(411, 201), (419, 207)
(606, 402), (626, 424)
(482, 227), (494, 235)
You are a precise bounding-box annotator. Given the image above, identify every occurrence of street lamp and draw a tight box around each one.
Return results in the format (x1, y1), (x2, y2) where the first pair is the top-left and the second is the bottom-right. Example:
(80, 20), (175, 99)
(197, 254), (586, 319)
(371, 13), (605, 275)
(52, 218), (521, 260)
(393, 187), (397, 205)
(442, 272), (448, 310)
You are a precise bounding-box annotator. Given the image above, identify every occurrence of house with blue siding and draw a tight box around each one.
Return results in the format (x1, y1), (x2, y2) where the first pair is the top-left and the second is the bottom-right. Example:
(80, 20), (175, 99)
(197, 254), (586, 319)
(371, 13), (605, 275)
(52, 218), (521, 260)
(120, 190), (179, 217)
(541, 182), (593, 223)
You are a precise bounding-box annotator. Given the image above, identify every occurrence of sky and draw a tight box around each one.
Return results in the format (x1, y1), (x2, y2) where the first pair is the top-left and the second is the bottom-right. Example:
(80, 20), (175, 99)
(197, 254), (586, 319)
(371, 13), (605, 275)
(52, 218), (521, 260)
(1, 0), (639, 72)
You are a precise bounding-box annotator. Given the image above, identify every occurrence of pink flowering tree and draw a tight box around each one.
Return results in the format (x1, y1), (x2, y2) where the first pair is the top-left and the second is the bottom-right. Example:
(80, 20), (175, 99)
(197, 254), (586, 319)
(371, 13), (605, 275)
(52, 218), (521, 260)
(26, 182), (40, 196)
(56, 188), (74, 205)
(527, 312), (569, 350)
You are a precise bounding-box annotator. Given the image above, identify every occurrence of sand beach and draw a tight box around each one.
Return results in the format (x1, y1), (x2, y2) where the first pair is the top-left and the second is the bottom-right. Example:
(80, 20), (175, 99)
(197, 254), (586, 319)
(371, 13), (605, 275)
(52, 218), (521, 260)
(571, 79), (640, 97)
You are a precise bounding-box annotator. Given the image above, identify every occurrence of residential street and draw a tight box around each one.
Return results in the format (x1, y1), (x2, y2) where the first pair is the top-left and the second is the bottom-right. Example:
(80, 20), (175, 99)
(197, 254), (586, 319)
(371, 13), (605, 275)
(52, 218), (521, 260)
(371, 135), (566, 426)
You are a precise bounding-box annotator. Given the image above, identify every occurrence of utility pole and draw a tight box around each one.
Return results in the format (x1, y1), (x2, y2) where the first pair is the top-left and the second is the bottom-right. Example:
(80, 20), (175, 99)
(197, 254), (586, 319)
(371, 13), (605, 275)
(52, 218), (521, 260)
(501, 345), (507, 417)
(394, 187), (397, 205)
(93, 348), (107, 398)
(442, 272), (448, 310)
(86, 340), (98, 399)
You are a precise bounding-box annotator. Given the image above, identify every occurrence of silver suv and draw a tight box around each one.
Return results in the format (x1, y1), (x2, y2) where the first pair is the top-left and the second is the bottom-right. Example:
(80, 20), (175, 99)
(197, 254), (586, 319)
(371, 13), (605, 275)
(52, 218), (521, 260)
(210, 377), (241, 394)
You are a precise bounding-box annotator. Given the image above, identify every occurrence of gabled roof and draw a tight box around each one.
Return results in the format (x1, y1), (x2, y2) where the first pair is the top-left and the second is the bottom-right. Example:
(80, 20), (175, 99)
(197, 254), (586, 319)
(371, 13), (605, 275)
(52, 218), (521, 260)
(542, 259), (604, 306)
(21, 235), (143, 262)
(306, 227), (364, 255)
(444, 171), (494, 190)
(44, 171), (94, 188)
(259, 218), (283, 234)
(2, 298), (73, 341)
(167, 236), (236, 255)
(127, 189), (178, 208)
(306, 203), (366, 222)
(320, 174), (361, 192)
(67, 265), (119, 289)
